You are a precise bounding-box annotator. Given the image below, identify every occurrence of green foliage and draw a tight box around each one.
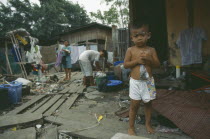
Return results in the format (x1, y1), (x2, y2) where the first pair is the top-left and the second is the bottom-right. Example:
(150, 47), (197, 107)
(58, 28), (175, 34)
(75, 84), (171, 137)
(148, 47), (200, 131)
(90, 0), (129, 28)
(0, 0), (90, 43)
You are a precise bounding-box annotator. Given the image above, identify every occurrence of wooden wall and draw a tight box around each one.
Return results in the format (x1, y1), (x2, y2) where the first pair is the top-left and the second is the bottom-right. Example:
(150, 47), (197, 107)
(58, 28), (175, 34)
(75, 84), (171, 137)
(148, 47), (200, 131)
(60, 28), (112, 46)
(166, 0), (210, 66)
(40, 45), (57, 64)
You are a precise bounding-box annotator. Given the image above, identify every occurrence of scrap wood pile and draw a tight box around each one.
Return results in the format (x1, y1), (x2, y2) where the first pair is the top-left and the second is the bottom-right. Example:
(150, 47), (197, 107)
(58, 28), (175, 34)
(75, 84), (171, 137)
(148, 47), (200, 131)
(152, 89), (210, 139)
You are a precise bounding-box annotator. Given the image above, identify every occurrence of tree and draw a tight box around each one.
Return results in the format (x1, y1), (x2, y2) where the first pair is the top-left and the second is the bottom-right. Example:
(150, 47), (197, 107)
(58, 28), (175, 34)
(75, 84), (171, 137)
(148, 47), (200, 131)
(90, 0), (129, 28)
(0, 0), (90, 44)
(0, 0), (34, 37)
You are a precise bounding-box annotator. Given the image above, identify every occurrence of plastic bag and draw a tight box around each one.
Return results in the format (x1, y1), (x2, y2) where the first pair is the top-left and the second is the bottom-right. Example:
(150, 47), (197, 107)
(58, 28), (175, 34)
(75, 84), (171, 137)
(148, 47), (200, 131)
(140, 65), (149, 80)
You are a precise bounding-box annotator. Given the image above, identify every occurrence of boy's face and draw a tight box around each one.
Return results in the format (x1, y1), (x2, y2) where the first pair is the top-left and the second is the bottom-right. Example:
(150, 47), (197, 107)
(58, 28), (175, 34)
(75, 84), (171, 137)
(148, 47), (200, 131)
(131, 26), (151, 47)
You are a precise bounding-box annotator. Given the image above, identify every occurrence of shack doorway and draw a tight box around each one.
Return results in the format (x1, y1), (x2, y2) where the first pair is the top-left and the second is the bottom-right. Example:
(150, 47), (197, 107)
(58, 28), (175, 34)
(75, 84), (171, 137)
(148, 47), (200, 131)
(130, 0), (168, 62)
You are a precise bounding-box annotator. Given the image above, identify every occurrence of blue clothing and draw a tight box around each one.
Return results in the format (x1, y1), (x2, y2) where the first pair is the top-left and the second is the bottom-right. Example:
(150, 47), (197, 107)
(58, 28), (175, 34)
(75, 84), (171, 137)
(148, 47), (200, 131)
(62, 46), (72, 69)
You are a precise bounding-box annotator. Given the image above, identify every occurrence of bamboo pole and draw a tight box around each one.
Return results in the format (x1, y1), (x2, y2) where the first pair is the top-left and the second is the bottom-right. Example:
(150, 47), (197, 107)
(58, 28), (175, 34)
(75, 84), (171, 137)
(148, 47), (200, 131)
(10, 34), (27, 78)
(5, 41), (13, 75)
(12, 33), (28, 79)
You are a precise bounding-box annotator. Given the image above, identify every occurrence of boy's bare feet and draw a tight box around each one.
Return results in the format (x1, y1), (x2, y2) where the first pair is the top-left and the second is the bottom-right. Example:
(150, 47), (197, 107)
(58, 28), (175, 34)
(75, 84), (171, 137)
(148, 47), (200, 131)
(128, 128), (136, 136)
(146, 124), (155, 134)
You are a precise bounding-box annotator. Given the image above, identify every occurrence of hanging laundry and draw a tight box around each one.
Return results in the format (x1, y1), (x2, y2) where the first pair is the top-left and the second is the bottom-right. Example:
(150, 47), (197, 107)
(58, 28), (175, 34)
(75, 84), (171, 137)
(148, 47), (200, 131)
(90, 45), (98, 51)
(107, 52), (114, 64)
(25, 51), (33, 63)
(78, 45), (86, 56)
(33, 45), (42, 64)
(70, 46), (79, 64)
(176, 28), (207, 65)
(55, 51), (63, 67)
(70, 45), (86, 64)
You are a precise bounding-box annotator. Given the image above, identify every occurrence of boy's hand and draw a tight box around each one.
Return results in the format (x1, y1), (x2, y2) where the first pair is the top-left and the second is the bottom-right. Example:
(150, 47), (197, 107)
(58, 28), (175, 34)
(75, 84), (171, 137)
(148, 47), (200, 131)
(141, 56), (152, 65)
(136, 57), (146, 65)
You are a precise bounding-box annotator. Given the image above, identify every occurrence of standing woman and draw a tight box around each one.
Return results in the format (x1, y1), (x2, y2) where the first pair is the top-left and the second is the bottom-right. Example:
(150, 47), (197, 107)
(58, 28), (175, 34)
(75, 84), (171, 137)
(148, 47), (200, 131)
(62, 40), (72, 80)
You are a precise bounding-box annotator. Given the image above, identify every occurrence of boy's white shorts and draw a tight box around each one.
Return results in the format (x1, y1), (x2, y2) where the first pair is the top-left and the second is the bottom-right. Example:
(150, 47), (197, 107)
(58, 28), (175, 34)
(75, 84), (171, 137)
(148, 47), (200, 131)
(129, 77), (156, 103)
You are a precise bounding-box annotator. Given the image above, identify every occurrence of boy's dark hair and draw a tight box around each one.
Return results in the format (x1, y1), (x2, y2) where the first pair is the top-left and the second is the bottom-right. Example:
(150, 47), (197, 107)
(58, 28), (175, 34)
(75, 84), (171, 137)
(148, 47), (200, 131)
(101, 50), (108, 59)
(130, 21), (151, 32)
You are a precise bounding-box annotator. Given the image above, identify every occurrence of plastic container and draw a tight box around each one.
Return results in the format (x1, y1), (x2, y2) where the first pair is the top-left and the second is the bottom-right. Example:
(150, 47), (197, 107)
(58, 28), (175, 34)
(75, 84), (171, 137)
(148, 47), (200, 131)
(114, 61), (124, 66)
(106, 71), (115, 76)
(0, 88), (10, 109)
(0, 81), (22, 104)
(96, 76), (107, 86)
(107, 80), (123, 86)
(105, 80), (123, 92)
(107, 75), (116, 80)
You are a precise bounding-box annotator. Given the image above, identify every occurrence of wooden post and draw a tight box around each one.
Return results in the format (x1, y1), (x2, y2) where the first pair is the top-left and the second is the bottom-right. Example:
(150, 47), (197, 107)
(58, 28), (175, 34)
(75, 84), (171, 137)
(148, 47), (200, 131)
(112, 25), (119, 62)
(104, 36), (107, 50)
(103, 36), (108, 72)
(86, 40), (89, 50)
(5, 41), (13, 75)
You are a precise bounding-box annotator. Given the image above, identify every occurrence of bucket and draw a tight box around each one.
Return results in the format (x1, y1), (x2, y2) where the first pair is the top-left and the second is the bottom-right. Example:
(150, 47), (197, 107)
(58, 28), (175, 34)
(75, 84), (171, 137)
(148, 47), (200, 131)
(0, 88), (10, 109)
(0, 81), (22, 104)
(114, 61), (124, 66)
(107, 75), (116, 80)
(95, 76), (107, 86)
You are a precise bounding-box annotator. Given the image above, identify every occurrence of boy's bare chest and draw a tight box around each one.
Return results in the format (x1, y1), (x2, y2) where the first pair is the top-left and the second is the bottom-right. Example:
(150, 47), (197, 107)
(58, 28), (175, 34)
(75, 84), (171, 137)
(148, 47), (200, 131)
(131, 48), (152, 59)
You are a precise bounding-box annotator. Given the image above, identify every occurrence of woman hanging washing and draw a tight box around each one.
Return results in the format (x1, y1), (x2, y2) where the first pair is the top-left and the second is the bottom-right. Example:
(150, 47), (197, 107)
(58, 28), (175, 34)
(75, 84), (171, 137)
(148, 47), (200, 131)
(62, 40), (72, 80)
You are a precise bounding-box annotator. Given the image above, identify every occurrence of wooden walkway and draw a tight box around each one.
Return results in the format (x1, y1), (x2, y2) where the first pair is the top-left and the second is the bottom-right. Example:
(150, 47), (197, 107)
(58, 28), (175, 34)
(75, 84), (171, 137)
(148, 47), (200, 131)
(0, 72), (85, 132)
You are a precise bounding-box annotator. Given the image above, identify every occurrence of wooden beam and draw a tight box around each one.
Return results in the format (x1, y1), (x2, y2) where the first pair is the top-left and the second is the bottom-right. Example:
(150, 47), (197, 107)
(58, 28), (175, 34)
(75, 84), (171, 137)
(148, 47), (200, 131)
(0, 113), (42, 129)
(35, 95), (63, 114)
(43, 94), (70, 116)
(59, 87), (70, 94)
(58, 94), (80, 111)
(26, 96), (52, 113)
(6, 95), (47, 115)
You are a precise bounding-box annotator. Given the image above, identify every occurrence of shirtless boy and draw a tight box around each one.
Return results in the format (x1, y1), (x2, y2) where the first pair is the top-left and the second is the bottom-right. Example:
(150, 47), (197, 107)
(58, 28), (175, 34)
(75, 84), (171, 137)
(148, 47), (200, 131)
(124, 23), (160, 135)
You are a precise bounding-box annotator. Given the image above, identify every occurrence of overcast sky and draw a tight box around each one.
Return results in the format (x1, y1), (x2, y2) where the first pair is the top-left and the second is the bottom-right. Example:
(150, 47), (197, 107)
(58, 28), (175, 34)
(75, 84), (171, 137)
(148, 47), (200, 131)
(0, 0), (109, 14)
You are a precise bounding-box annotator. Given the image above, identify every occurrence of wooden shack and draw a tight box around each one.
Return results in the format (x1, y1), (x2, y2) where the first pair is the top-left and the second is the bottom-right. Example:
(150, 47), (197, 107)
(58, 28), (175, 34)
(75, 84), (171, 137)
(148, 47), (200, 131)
(59, 22), (113, 51)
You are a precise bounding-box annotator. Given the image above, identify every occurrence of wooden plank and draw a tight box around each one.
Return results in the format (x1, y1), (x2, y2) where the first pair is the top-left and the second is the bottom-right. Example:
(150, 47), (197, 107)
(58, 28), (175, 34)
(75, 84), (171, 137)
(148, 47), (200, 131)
(6, 95), (46, 115)
(0, 113), (42, 129)
(43, 94), (70, 116)
(59, 87), (71, 94)
(34, 95), (63, 114)
(76, 85), (85, 94)
(111, 133), (150, 139)
(0, 127), (36, 139)
(59, 94), (80, 111)
(68, 83), (79, 93)
(44, 116), (80, 125)
(39, 127), (58, 139)
(26, 96), (52, 113)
